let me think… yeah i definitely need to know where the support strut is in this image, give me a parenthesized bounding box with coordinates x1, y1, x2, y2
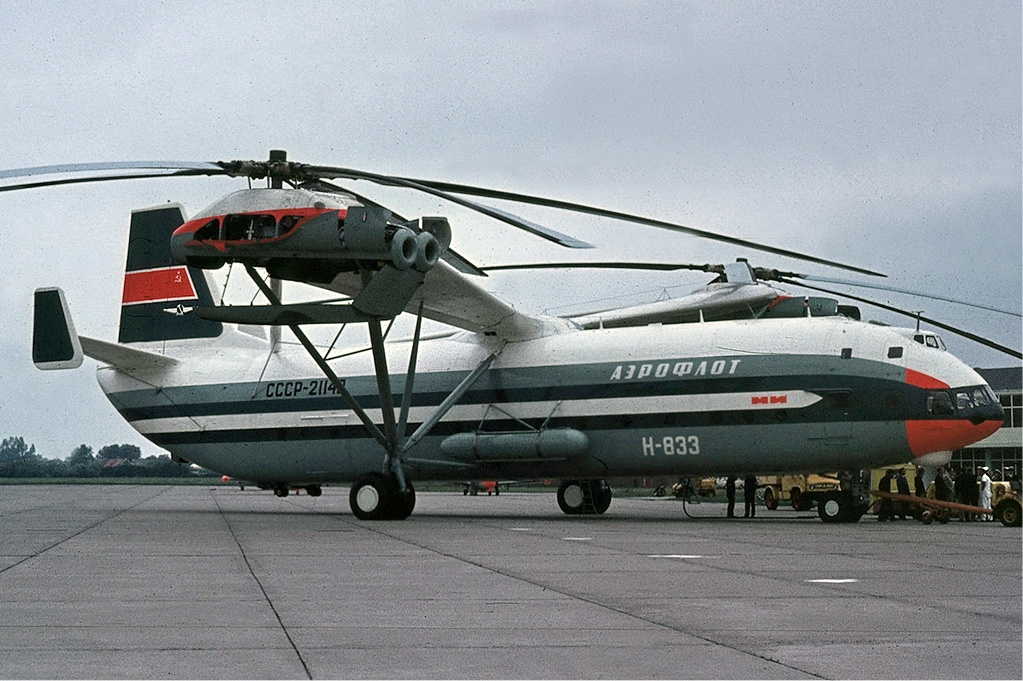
(244, 265, 389, 449)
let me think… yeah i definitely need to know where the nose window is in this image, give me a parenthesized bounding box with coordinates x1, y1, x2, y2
(927, 391, 954, 415)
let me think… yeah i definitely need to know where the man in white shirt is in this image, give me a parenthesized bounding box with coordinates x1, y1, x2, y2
(978, 466, 993, 521)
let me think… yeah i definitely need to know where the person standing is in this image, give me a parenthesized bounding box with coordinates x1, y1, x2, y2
(954, 467, 972, 521)
(726, 476, 737, 518)
(895, 468, 911, 520)
(934, 466, 953, 503)
(877, 469, 895, 522)
(914, 468, 926, 497)
(978, 466, 993, 521)
(743, 475, 758, 518)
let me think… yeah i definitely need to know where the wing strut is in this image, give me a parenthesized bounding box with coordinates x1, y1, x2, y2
(243, 264, 502, 519)
(243, 265, 389, 449)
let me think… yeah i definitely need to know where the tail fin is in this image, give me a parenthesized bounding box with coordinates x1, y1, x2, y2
(118, 204, 223, 343)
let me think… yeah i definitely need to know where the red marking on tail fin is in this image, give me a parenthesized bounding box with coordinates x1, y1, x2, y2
(122, 267, 196, 306)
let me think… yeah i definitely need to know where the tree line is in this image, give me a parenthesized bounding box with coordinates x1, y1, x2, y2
(0, 436, 200, 478)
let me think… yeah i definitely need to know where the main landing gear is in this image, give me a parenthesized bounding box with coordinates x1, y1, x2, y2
(557, 479, 613, 515)
(350, 473, 416, 520)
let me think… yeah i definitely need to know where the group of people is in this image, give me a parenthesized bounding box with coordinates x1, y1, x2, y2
(878, 464, 1018, 522)
(876, 468, 915, 521)
(725, 475, 758, 518)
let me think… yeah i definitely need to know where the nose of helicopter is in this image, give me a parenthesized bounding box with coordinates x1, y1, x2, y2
(907, 385, 1004, 457)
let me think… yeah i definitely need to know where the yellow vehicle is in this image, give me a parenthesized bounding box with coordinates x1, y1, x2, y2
(992, 482, 1022, 527)
(760, 474, 841, 512)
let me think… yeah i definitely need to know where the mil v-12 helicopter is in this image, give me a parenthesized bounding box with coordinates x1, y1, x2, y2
(7, 151, 1014, 522)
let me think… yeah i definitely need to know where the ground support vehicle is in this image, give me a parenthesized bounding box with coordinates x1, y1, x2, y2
(760, 474, 841, 512)
(991, 483, 1022, 527)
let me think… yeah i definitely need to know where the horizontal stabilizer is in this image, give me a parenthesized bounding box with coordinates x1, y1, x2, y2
(79, 336, 178, 372)
(33, 288, 84, 370)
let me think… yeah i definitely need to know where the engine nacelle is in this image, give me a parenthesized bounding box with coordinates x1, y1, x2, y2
(168, 190, 449, 277)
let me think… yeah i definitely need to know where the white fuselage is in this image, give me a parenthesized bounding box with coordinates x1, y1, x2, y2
(97, 315, 1002, 486)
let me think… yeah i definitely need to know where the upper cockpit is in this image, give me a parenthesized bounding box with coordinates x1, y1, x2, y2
(894, 328, 947, 351)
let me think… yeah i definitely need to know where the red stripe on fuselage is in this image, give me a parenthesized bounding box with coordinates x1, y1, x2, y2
(905, 368, 950, 389)
(122, 267, 197, 305)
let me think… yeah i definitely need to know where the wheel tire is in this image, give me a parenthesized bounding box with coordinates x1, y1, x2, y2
(818, 492, 848, 523)
(996, 499, 1022, 527)
(306, 485, 322, 497)
(764, 487, 778, 511)
(390, 482, 416, 521)
(350, 473, 397, 520)
(591, 480, 613, 514)
(274, 485, 289, 498)
(921, 510, 934, 525)
(557, 481, 586, 515)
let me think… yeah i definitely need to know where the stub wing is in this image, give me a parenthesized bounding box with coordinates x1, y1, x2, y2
(318, 260, 571, 340)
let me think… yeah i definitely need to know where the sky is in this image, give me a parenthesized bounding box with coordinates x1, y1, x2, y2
(1, 0, 1020, 459)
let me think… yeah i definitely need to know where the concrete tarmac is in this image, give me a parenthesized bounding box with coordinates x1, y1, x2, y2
(0, 484, 1019, 680)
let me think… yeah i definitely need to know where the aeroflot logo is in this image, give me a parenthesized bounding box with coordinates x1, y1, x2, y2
(752, 395, 788, 405)
(610, 359, 741, 381)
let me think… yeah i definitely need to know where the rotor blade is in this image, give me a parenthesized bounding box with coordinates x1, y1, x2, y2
(0, 162, 227, 193)
(296, 165, 594, 249)
(393, 178, 885, 278)
(482, 261, 721, 273)
(0, 161, 223, 180)
(777, 278, 1022, 360)
(758, 270, 1021, 317)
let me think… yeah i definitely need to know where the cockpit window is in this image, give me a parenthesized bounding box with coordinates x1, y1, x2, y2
(912, 333, 946, 350)
(955, 390, 975, 410)
(951, 387, 1000, 413)
(927, 391, 954, 416)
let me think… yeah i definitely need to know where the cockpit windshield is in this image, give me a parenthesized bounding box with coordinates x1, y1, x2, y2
(912, 333, 946, 350)
(928, 385, 999, 416)
(954, 386, 997, 411)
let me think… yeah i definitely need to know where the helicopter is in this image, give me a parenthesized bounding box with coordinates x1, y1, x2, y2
(6, 150, 1015, 521)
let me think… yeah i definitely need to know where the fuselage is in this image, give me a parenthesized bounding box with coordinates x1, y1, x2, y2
(96, 315, 1003, 487)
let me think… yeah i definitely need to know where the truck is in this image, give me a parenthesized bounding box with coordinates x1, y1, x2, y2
(760, 473, 842, 512)
(992, 481, 1022, 527)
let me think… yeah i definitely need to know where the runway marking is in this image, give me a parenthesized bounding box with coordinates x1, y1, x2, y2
(647, 554, 705, 559)
(806, 578, 859, 583)
(563, 537, 592, 541)
(508, 527, 532, 531)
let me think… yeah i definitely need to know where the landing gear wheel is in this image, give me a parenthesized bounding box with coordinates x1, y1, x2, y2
(590, 480, 613, 514)
(306, 485, 322, 497)
(350, 473, 398, 520)
(391, 482, 416, 520)
(274, 485, 289, 498)
(558, 481, 586, 514)
(818, 492, 849, 523)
